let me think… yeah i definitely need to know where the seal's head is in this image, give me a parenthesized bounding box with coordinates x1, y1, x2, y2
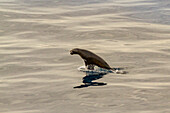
(70, 48, 79, 55)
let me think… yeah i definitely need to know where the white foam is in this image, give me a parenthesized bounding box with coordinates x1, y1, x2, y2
(78, 66, 114, 74)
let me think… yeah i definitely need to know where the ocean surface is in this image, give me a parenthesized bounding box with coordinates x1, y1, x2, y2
(0, 0, 170, 113)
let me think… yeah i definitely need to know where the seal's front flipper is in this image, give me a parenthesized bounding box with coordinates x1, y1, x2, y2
(87, 64, 94, 70)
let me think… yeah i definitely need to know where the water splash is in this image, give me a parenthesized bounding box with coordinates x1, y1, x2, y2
(74, 66, 127, 88)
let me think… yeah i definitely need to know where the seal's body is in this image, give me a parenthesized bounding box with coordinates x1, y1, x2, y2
(70, 48, 112, 70)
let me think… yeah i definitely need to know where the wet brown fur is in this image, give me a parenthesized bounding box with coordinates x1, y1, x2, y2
(70, 48, 112, 69)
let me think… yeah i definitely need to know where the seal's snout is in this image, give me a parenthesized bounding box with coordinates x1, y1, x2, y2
(70, 50, 74, 55)
(70, 48, 79, 55)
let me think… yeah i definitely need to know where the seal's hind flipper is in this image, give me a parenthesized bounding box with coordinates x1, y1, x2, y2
(112, 67, 124, 70)
(111, 67, 128, 74)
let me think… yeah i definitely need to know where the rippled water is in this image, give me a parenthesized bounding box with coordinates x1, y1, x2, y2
(0, 0, 170, 113)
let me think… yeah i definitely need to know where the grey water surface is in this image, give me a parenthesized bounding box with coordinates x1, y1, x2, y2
(0, 0, 170, 113)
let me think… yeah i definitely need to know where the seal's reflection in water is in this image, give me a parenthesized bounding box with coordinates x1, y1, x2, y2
(74, 72, 108, 88)
(74, 66, 127, 88)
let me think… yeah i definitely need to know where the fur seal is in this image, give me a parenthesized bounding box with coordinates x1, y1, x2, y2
(70, 48, 114, 70)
